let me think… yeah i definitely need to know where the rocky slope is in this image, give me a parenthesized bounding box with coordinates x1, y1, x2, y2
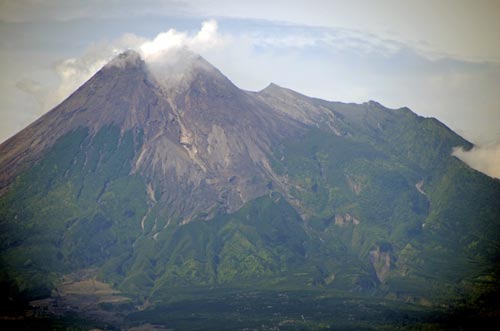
(0, 50, 306, 221)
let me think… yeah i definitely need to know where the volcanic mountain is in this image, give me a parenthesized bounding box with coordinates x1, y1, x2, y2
(0, 50, 304, 219)
(1, 50, 500, 329)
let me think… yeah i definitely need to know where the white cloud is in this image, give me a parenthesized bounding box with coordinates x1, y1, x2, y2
(139, 19, 222, 62)
(38, 34, 144, 110)
(5, 17, 500, 149)
(191, 19, 221, 50)
(15, 20, 223, 114)
(453, 143, 500, 179)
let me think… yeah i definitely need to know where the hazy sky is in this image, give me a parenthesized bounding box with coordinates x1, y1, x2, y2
(0, 0, 499, 177)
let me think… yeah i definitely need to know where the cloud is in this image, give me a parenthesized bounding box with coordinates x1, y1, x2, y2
(15, 18, 406, 116)
(6, 17, 500, 148)
(139, 19, 222, 62)
(453, 142, 500, 179)
(15, 20, 223, 112)
(15, 79, 45, 101)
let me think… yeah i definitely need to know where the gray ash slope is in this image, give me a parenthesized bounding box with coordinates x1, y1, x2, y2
(1, 50, 306, 220)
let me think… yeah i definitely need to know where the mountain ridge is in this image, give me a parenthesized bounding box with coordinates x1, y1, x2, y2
(0, 50, 471, 214)
(1, 51, 499, 330)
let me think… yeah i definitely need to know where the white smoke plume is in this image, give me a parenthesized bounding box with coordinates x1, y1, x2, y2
(140, 20, 221, 62)
(16, 20, 223, 112)
(453, 142, 500, 179)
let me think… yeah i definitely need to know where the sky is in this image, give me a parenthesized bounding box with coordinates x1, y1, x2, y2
(0, 0, 499, 178)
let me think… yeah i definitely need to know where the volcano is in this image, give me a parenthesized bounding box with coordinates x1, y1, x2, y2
(1, 50, 499, 330)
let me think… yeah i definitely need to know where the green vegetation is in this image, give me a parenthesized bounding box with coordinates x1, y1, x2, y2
(0, 126, 148, 299)
(1, 103, 500, 330)
(127, 288, 500, 331)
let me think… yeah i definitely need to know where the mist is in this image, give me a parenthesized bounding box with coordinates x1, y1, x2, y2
(453, 143, 500, 179)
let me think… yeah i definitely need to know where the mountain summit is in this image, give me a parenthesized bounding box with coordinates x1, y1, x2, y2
(1, 51, 499, 329)
(0, 50, 304, 218)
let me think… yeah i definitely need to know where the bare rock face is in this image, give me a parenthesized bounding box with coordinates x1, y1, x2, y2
(255, 83, 343, 135)
(1, 50, 377, 225)
(0, 50, 307, 222)
(131, 51, 309, 221)
(370, 246, 392, 283)
(6, 50, 402, 223)
(334, 213, 360, 226)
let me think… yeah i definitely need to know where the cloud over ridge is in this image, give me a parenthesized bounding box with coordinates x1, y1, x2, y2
(6, 16, 500, 150)
(17, 19, 223, 115)
(453, 143, 500, 179)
